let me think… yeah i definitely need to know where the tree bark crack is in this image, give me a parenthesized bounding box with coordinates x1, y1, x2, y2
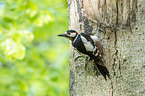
(116, 0, 119, 26)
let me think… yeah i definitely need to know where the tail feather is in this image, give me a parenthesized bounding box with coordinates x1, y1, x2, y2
(94, 62, 110, 80)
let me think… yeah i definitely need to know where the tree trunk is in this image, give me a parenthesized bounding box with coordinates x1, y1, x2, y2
(68, 0, 145, 95)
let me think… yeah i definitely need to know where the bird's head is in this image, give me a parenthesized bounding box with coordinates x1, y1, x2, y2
(57, 30, 78, 41)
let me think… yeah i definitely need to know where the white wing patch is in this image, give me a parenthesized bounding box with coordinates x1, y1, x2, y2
(81, 35, 94, 51)
(90, 35, 99, 43)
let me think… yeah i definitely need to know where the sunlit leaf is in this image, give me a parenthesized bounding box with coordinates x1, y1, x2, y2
(1, 38, 25, 61)
(34, 14, 53, 27)
(18, 30, 34, 41)
(26, 9, 37, 17)
(26, 1, 37, 17)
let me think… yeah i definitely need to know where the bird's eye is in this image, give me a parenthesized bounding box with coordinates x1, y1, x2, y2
(67, 32, 70, 35)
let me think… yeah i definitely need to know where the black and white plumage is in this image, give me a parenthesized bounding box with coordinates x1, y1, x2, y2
(58, 30, 110, 80)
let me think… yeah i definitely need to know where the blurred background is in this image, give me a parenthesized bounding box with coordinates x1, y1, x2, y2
(0, 0, 69, 96)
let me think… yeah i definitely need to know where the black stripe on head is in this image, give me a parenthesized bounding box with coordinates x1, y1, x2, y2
(67, 30, 77, 33)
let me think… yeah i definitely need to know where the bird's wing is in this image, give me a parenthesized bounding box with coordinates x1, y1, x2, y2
(90, 35, 104, 57)
(80, 33, 95, 52)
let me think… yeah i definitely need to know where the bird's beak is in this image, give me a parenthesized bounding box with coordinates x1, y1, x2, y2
(57, 34, 67, 37)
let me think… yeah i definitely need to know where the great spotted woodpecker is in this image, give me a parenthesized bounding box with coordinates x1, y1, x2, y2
(58, 30, 110, 80)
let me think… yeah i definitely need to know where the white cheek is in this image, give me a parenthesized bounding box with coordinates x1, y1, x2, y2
(70, 33, 76, 37)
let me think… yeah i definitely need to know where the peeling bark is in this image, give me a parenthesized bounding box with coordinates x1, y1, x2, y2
(68, 0, 145, 95)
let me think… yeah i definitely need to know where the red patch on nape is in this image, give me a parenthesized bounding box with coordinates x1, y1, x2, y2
(75, 32, 78, 33)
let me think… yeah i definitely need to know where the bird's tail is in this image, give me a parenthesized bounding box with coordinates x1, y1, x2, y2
(94, 61, 110, 80)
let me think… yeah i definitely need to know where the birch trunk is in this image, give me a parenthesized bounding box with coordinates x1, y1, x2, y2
(68, 0, 145, 95)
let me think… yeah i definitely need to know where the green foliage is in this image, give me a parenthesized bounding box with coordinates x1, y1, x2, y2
(0, 0, 69, 96)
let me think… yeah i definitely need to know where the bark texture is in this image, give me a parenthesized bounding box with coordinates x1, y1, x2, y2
(68, 0, 145, 95)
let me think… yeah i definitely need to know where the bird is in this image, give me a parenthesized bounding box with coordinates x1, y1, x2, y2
(58, 30, 110, 80)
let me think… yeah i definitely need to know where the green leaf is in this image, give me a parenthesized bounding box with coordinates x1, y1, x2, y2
(18, 30, 34, 41)
(0, 32, 5, 41)
(34, 13, 53, 27)
(26, 1, 37, 17)
(1, 38, 25, 61)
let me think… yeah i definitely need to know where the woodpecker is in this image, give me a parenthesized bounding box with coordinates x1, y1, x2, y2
(58, 30, 110, 80)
